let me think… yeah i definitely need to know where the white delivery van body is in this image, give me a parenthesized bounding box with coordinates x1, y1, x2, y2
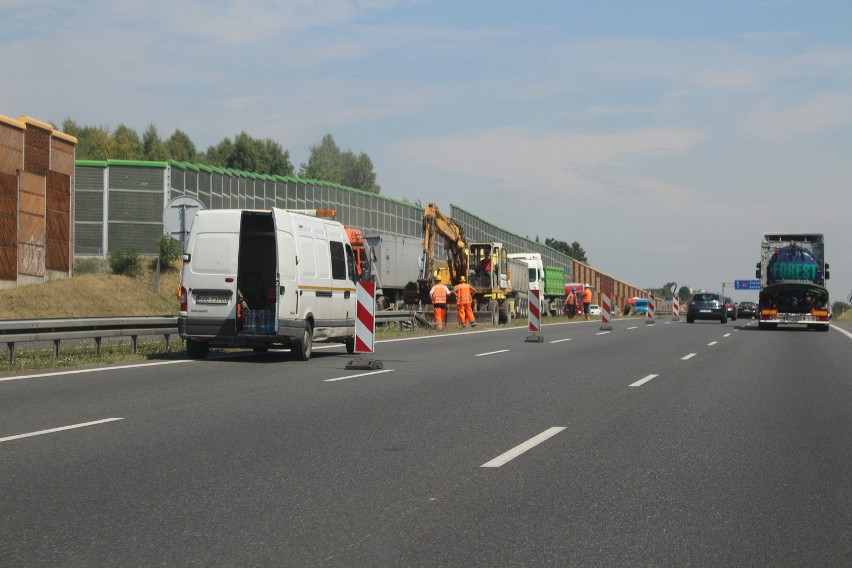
(178, 208, 357, 360)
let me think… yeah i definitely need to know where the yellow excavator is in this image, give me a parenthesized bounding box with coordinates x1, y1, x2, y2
(417, 203, 517, 323)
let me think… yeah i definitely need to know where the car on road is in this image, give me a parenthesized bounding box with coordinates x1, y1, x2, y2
(687, 292, 727, 323)
(737, 301, 757, 319)
(589, 304, 602, 316)
(723, 296, 738, 321)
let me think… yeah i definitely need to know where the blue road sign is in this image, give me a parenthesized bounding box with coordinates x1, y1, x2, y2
(735, 279, 762, 290)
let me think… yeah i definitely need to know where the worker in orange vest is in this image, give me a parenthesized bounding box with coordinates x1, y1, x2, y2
(565, 288, 576, 318)
(454, 275, 477, 328)
(582, 286, 593, 320)
(430, 276, 451, 329)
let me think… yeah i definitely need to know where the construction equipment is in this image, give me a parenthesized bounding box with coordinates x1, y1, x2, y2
(418, 203, 468, 292)
(417, 203, 518, 323)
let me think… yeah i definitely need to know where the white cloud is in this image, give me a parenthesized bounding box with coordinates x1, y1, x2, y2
(742, 93, 852, 140)
(394, 126, 706, 193)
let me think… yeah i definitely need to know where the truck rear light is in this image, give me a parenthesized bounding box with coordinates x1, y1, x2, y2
(761, 308, 777, 316)
(812, 309, 829, 320)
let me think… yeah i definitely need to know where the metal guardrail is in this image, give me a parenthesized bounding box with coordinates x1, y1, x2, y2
(0, 316, 178, 363)
(375, 310, 432, 328)
(0, 312, 432, 364)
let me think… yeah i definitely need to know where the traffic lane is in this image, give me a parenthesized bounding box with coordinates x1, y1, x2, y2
(1, 323, 743, 566)
(0, 349, 362, 437)
(350, 320, 852, 565)
(2, 320, 838, 565)
(0, 316, 744, 464)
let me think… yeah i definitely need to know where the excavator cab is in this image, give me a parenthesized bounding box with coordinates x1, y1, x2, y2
(469, 243, 508, 291)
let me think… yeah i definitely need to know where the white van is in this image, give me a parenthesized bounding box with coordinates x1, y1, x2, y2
(178, 208, 357, 360)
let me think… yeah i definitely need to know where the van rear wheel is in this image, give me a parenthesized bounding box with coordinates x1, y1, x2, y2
(186, 339, 209, 360)
(291, 322, 313, 361)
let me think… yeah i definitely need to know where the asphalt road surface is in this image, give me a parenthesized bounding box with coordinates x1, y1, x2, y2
(3, 318, 852, 567)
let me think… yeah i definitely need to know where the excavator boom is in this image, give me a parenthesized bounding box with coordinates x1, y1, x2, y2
(418, 203, 469, 302)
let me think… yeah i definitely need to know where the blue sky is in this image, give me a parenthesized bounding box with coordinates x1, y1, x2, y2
(2, 0, 851, 302)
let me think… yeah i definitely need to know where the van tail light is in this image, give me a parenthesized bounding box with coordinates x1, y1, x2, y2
(179, 285, 187, 312)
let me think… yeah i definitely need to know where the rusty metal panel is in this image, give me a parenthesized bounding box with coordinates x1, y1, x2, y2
(18, 240, 45, 277)
(46, 170, 71, 271)
(17, 171, 45, 277)
(23, 120, 50, 177)
(0, 168, 16, 281)
(0, 120, 24, 176)
(50, 136, 76, 177)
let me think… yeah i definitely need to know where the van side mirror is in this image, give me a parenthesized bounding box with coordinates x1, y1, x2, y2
(825, 263, 830, 280)
(183, 253, 191, 262)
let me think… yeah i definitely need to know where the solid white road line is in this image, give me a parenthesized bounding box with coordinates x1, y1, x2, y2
(630, 374, 658, 387)
(0, 360, 191, 383)
(481, 427, 566, 468)
(475, 349, 510, 357)
(325, 369, 394, 382)
(681, 353, 697, 360)
(0, 418, 124, 443)
(708, 341, 718, 346)
(831, 324, 852, 340)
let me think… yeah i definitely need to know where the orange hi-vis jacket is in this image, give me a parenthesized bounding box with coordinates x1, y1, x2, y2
(454, 282, 473, 304)
(430, 284, 449, 304)
(583, 288, 592, 304)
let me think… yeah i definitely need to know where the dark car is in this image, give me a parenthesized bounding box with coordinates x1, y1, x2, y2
(737, 301, 757, 319)
(687, 292, 727, 323)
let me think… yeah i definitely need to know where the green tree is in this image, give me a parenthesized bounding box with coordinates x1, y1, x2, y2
(63, 118, 113, 160)
(205, 137, 234, 167)
(545, 238, 588, 263)
(111, 124, 142, 159)
(166, 129, 198, 162)
(207, 132, 293, 175)
(158, 235, 182, 268)
(342, 152, 380, 192)
(260, 138, 294, 176)
(142, 123, 168, 161)
(299, 134, 380, 192)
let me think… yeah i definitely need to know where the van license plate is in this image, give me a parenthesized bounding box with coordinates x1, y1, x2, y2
(196, 294, 230, 305)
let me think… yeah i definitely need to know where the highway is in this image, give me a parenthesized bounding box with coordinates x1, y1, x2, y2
(2, 317, 852, 566)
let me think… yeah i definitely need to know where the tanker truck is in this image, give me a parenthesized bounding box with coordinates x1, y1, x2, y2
(755, 232, 830, 331)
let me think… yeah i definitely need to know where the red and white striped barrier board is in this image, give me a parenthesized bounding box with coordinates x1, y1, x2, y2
(525, 289, 544, 342)
(646, 294, 656, 324)
(355, 281, 375, 353)
(528, 289, 541, 332)
(600, 292, 613, 330)
(672, 296, 680, 319)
